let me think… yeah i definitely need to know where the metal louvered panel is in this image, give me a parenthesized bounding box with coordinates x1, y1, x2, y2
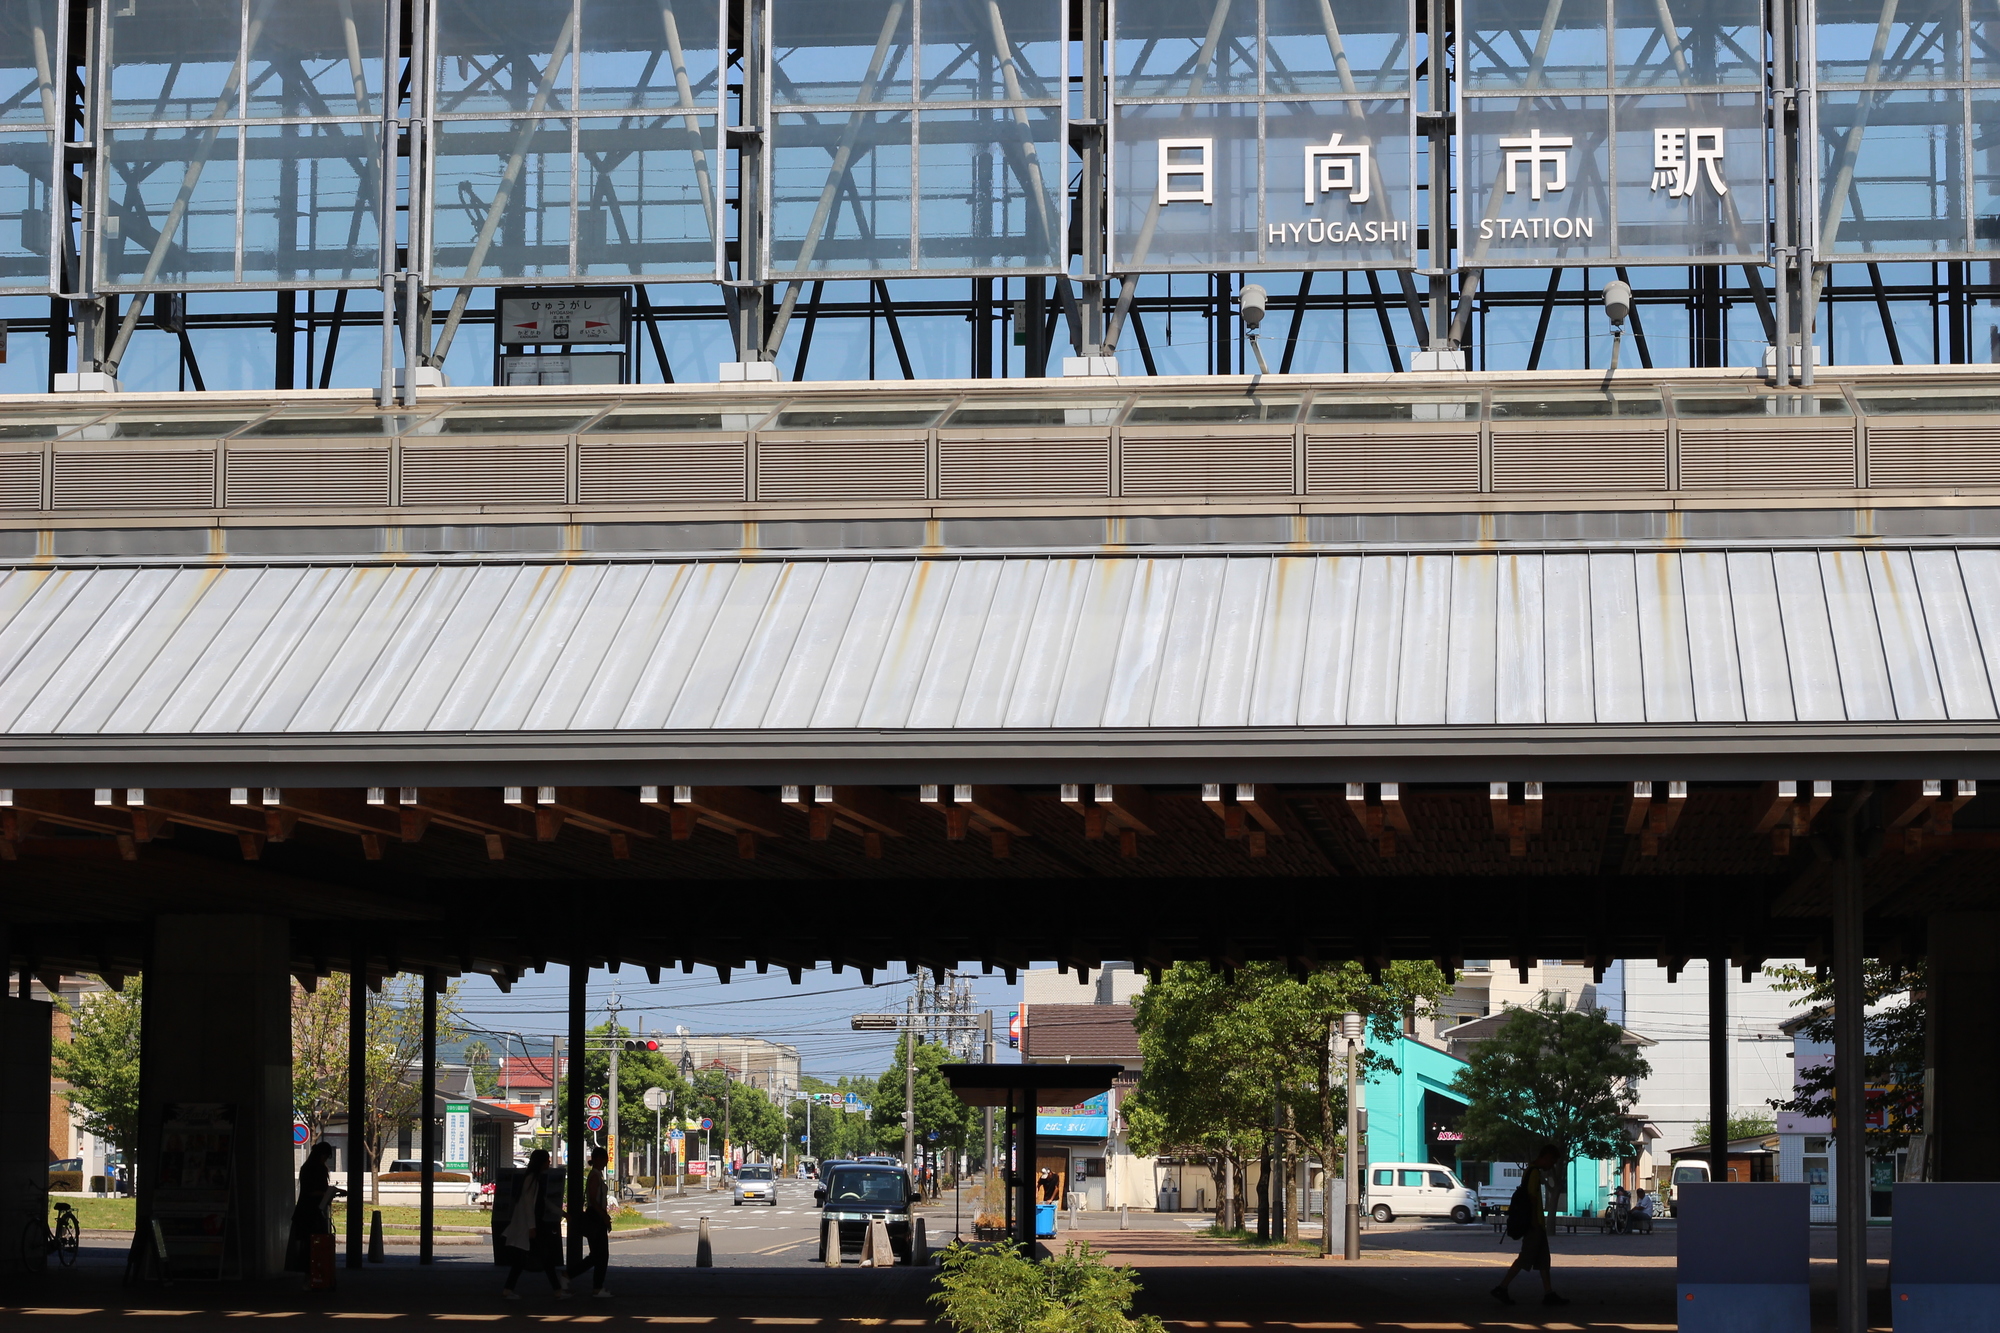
(1679, 428, 1856, 489)
(53, 450, 216, 508)
(1119, 435, 1294, 496)
(938, 437, 1110, 499)
(0, 453, 42, 509)
(578, 441, 748, 503)
(224, 448, 391, 507)
(399, 445, 567, 505)
(1304, 432, 1480, 494)
(755, 439, 928, 501)
(1867, 426, 2000, 487)
(1491, 430, 1667, 492)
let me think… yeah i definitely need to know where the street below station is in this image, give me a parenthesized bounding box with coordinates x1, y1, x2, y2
(29, 1181, 1898, 1331)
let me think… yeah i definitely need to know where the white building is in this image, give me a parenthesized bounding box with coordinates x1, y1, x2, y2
(1432, 957, 1806, 1193)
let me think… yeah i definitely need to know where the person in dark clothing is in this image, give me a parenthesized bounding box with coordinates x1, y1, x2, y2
(284, 1143, 337, 1287)
(1492, 1144, 1569, 1308)
(565, 1147, 613, 1298)
(501, 1150, 571, 1300)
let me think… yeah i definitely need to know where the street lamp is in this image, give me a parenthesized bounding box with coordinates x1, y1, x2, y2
(1341, 1012, 1365, 1261)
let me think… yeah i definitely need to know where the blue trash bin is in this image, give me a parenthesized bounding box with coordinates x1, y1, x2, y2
(1035, 1202, 1056, 1238)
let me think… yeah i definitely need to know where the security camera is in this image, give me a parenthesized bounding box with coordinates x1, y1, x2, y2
(1603, 280, 1633, 329)
(1237, 284, 1268, 330)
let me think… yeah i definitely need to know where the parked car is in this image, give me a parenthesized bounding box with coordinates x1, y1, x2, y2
(815, 1163, 915, 1263)
(1364, 1163, 1481, 1224)
(734, 1163, 777, 1206)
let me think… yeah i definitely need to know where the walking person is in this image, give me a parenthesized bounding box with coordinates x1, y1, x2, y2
(565, 1147, 614, 1299)
(283, 1142, 337, 1290)
(1491, 1144, 1568, 1307)
(501, 1150, 571, 1301)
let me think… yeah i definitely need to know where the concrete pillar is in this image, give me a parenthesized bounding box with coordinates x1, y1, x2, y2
(1926, 912, 2000, 1182)
(139, 915, 293, 1279)
(0, 995, 53, 1279)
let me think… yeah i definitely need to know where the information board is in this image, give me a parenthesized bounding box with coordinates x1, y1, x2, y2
(444, 1102, 470, 1171)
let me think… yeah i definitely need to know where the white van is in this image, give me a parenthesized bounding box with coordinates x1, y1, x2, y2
(1365, 1163, 1481, 1224)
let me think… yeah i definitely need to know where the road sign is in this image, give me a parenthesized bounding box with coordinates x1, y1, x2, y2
(670, 1129, 684, 1141)
(643, 1086, 669, 1111)
(292, 1123, 310, 1146)
(700, 1117, 713, 1129)
(845, 1093, 857, 1105)
(587, 1115, 604, 1132)
(586, 1093, 604, 1112)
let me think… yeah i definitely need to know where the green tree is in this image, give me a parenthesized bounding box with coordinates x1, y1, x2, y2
(1124, 961, 1453, 1238)
(463, 1041, 500, 1098)
(1451, 998, 1652, 1210)
(789, 1075, 882, 1163)
(1692, 1113, 1777, 1145)
(286, 975, 463, 1201)
(682, 1068, 786, 1161)
(52, 978, 144, 1161)
(574, 1024, 690, 1164)
(1764, 961, 1925, 1150)
(871, 1037, 977, 1155)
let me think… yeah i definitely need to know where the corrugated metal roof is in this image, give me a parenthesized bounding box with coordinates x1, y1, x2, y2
(2, 549, 1995, 735)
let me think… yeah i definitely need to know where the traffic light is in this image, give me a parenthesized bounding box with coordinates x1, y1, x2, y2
(622, 1039, 661, 1052)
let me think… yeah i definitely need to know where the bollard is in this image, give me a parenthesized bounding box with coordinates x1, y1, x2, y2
(913, 1217, 929, 1267)
(1121, 1205, 1129, 1231)
(822, 1217, 841, 1267)
(368, 1210, 385, 1263)
(696, 1217, 713, 1268)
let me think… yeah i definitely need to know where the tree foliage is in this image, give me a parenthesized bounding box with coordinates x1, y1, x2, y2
(790, 1074, 883, 1162)
(931, 1240, 1166, 1333)
(871, 1037, 977, 1153)
(1451, 998, 1651, 1202)
(462, 1041, 501, 1098)
(287, 976, 463, 1200)
(1764, 960, 1925, 1150)
(52, 979, 144, 1158)
(1692, 1113, 1777, 1145)
(1123, 961, 1454, 1226)
(682, 1067, 787, 1158)
(574, 1023, 690, 1155)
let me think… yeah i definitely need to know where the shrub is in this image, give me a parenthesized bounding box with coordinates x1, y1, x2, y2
(931, 1240, 1165, 1333)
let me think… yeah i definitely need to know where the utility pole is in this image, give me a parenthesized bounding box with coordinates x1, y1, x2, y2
(982, 1009, 995, 1176)
(1342, 1012, 1363, 1261)
(904, 991, 917, 1168)
(607, 990, 623, 1184)
(551, 1035, 565, 1162)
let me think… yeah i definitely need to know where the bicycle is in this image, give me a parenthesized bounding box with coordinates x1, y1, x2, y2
(21, 1200, 81, 1273)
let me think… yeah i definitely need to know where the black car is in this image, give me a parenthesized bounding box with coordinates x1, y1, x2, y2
(814, 1163, 914, 1263)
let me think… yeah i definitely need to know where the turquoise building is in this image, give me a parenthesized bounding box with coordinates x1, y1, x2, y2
(1362, 1036, 1612, 1218)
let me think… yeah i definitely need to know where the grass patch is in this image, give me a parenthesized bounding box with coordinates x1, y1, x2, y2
(1196, 1224, 1328, 1254)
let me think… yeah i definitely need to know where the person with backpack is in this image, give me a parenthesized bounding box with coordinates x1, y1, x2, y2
(1492, 1144, 1569, 1307)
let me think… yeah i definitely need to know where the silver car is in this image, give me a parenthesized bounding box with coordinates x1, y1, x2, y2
(733, 1163, 777, 1205)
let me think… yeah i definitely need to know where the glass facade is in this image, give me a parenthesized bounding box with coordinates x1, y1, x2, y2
(1814, 0, 1998, 259)
(96, 0, 388, 289)
(1109, 0, 1418, 271)
(765, 0, 1066, 276)
(1458, 0, 1769, 266)
(2, 0, 1989, 313)
(428, 0, 725, 283)
(0, 0, 63, 294)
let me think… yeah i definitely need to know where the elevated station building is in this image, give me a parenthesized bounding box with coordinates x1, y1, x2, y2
(0, 2, 1993, 1328)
